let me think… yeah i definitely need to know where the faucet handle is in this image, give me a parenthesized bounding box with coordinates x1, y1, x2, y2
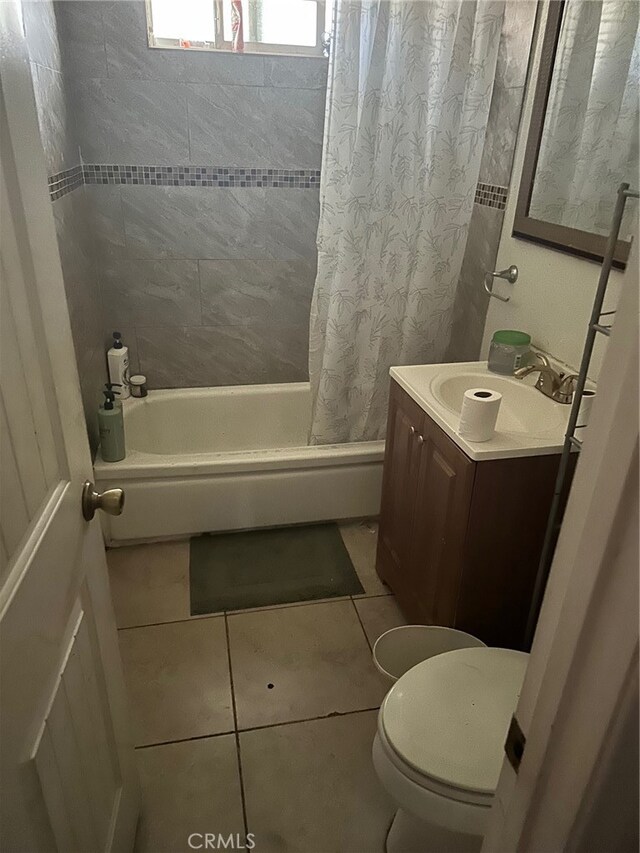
(556, 373, 578, 404)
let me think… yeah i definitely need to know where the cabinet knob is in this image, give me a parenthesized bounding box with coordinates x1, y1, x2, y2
(410, 426, 415, 435)
(417, 434, 424, 443)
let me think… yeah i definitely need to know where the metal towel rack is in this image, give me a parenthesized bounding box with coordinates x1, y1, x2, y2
(524, 182, 639, 648)
(484, 265, 519, 302)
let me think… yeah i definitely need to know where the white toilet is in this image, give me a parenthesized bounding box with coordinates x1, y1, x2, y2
(373, 646, 528, 853)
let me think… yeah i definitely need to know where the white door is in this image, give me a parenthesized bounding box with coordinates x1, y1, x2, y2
(0, 3, 140, 851)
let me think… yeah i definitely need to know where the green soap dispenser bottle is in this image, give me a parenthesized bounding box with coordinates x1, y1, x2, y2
(105, 382, 122, 408)
(98, 388, 126, 462)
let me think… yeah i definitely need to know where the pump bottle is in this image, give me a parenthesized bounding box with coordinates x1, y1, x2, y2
(107, 332, 130, 400)
(98, 388, 126, 462)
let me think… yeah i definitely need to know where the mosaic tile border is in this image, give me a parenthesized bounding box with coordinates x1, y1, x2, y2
(83, 164, 322, 189)
(49, 165, 508, 210)
(474, 182, 508, 210)
(48, 165, 83, 201)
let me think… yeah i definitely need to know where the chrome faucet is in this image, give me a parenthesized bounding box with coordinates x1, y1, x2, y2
(514, 354, 577, 404)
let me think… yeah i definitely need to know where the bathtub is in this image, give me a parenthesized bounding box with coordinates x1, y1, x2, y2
(94, 383, 384, 544)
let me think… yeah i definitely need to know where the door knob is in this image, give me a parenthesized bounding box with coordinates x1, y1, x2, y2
(82, 480, 125, 521)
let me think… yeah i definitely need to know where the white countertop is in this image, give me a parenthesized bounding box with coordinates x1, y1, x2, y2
(390, 362, 572, 461)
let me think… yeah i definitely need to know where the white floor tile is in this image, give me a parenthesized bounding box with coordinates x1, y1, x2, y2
(119, 617, 233, 746)
(240, 711, 394, 853)
(355, 595, 407, 646)
(107, 541, 190, 628)
(134, 735, 244, 853)
(228, 600, 387, 729)
(339, 521, 390, 597)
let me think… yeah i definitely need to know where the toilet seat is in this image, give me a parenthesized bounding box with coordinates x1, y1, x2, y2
(376, 722, 494, 808)
(379, 647, 529, 804)
(373, 728, 492, 839)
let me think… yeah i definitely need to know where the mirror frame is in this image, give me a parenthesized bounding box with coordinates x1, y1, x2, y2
(513, 0, 632, 269)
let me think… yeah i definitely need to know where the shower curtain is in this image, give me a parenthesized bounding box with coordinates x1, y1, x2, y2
(309, 0, 505, 444)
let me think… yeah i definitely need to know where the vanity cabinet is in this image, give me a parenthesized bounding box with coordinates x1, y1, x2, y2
(376, 380, 570, 650)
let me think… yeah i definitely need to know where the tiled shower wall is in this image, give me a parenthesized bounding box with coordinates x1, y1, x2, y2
(26, 0, 535, 450)
(23, 0, 107, 452)
(61, 0, 328, 390)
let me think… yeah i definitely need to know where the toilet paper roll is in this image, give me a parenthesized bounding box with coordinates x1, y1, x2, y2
(458, 388, 502, 442)
(577, 389, 596, 429)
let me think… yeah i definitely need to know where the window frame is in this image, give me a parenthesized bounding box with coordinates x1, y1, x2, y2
(145, 0, 328, 58)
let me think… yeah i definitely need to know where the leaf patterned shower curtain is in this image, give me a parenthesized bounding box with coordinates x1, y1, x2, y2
(309, 0, 505, 444)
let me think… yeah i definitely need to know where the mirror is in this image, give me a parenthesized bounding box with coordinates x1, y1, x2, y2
(514, 0, 639, 267)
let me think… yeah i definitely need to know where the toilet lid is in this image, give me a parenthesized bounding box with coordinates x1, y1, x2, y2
(381, 646, 528, 795)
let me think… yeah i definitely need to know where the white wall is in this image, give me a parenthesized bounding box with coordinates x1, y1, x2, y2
(481, 1, 634, 381)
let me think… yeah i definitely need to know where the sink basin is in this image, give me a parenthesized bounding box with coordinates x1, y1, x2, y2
(430, 372, 568, 437)
(389, 362, 572, 461)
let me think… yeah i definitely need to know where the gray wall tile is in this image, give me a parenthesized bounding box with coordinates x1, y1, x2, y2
(23, 0, 107, 451)
(85, 185, 126, 260)
(121, 186, 267, 260)
(263, 86, 325, 169)
(496, 0, 538, 90)
(447, 203, 504, 363)
(103, 0, 183, 81)
(101, 258, 202, 326)
(265, 190, 320, 260)
(55, 0, 108, 77)
(137, 323, 308, 388)
(479, 85, 525, 187)
(180, 51, 264, 86)
(52, 186, 95, 289)
(199, 259, 316, 327)
(60, 0, 327, 390)
(187, 84, 270, 166)
(72, 78, 190, 163)
(48, 0, 328, 389)
(31, 64, 78, 174)
(52, 186, 108, 453)
(63, 36, 109, 79)
(265, 321, 309, 383)
(188, 84, 324, 168)
(264, 56, 328, 90)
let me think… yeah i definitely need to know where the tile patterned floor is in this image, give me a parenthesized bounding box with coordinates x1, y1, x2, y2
(228, 600, 387, 730)
(119, 618, 234, 746)
(107, 521, 405, 853)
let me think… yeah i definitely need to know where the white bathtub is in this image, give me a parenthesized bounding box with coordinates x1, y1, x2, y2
(94, 383, 384, 544)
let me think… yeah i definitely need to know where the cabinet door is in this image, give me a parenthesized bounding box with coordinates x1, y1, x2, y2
(408, 417, 475, 625)
(376, 383, 425, 592)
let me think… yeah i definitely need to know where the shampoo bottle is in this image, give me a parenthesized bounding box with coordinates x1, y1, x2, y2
(98, 389, 126, 462)
(107, 331, 130, 399)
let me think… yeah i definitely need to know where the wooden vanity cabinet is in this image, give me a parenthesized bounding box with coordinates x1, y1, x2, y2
(376, 380, 568, 651)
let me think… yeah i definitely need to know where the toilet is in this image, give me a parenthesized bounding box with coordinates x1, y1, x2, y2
(373, 646, 528, 853)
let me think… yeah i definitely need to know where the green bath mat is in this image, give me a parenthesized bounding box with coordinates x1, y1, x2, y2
(189, 523, 364, 615)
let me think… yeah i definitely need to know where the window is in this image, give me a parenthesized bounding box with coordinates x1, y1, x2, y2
(146, 0, 331, 57)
